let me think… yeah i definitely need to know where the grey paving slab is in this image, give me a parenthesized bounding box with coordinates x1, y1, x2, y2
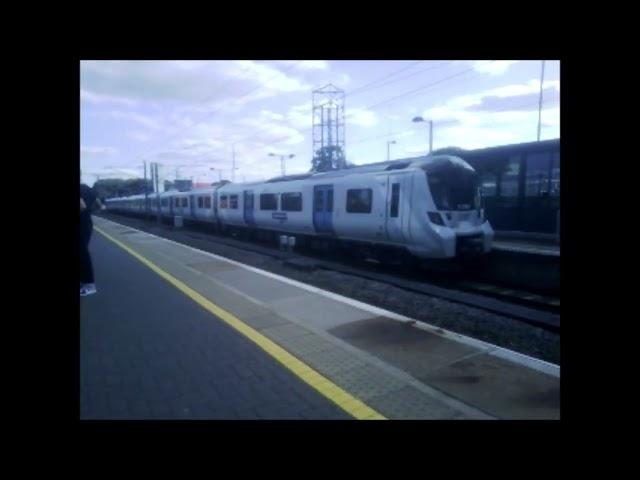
(124, 245, 271, 321)
(367, 385, 472, 420)
(241, 311, 293, 331)
(210, 268, 309, 304)
(261, 326, 338, 358)
(268, 294, 373, 330)
(302, 347, 369, 378)
(185, 259, 242, 276)
(322, 362, 408, 402)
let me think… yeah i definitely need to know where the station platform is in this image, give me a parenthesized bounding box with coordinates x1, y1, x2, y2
(81, 216, 560, 420)
(493, 238, 559, 257)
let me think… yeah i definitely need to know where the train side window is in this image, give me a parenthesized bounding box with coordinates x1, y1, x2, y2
(197, 197, 203, 208)
(174, 197, 179, 207)
(525, 152, 552, 197)
(550, 152, 560, 196)
(220, 195, 228, 209)
(314, 190, 323, 210)
(182, 197, 188, 208)
(205, 196, 211, 209)
(260, 193, 278, 210)
(230, 195, 238, 209)
(161, 198, 168, 207)
(390, 183, 400, 217)
(327, 189, 333, 212)
(346, 189, 372, 213)
(281, 192, 302, 212)
(500, 157, 520, 198)
(480, 172, 497, 197)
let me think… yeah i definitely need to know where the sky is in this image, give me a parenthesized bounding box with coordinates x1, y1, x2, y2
(80, 60, 560, 187)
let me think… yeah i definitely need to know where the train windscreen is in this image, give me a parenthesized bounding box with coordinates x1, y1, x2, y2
(424, 158, 481, 211)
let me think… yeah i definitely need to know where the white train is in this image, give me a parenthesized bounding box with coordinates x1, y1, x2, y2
(105, 154, 494, 259)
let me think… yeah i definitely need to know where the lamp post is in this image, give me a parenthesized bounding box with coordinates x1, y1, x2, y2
(387, 140, 396, 162)
(412, 116, 433, 154)
(269, 153, 295, 177)
(537, 60, 546, 142)
(231, 142, 237, 182)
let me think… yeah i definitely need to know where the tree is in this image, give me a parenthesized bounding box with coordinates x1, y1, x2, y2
(94, 178, 153, 199)
(310, 145, 346, 172)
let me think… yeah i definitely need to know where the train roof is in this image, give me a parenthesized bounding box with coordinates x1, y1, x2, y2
(300, 154, 468, 180)
(107, 154, 470, 202)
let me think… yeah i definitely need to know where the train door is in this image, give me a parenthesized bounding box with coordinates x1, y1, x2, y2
(384, 174, 412, 243)
(190, 195, 196, 218)
(169, 196, 174, 216)
(313, 184, 334, 234)
(243, 190, 255, 226)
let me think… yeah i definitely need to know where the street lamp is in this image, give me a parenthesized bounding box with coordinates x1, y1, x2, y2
(412, 116, 433, 154)
(231, 142, 238, 182)
(269, 153, 295, 177)
(387, 140, 397, 162)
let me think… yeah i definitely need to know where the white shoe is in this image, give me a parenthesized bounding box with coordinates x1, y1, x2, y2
(80, 284, 97, 296)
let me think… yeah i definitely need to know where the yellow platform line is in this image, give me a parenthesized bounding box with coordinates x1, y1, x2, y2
(95, 226, 386, 420)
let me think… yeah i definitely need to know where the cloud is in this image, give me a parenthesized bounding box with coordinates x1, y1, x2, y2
(258, 109, 285, 121)
(347, 107, 379, 127)
(81, 60, 310, 107)
(237, 117, 305, 146)
(287, 102, 312, 129)
(81, 145, 118, 156)
(104, 110, 163, 130)
(540, 106, 560, 127)
(278, 60, 329, 70)
(438, 125, 521, 149)
(472, 60, 519, 75)
(433, 118, 462, 128)
(486, 79, 559, 97)
(404, 146, 430, 155)
(299, 61, 329, 70)
(467, 87, 559, 112)
(419, 79, 560, 130)
(126, 131, 152, 142)
(81, 89, 138, 107)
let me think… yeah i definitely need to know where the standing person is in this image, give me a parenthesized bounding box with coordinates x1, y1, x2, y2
(80, 182, 102, 296)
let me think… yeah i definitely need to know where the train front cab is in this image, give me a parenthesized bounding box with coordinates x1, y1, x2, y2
(419, 156, 494, 259)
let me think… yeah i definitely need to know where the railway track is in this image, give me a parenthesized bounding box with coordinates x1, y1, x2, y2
(99, 212, 560, 332)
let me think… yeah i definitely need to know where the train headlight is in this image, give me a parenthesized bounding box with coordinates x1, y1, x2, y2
(428, 211, 445, 226)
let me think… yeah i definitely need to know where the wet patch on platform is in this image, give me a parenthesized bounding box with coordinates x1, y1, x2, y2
(329, 316, 480, 372)
(330, 316, 560, 420)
